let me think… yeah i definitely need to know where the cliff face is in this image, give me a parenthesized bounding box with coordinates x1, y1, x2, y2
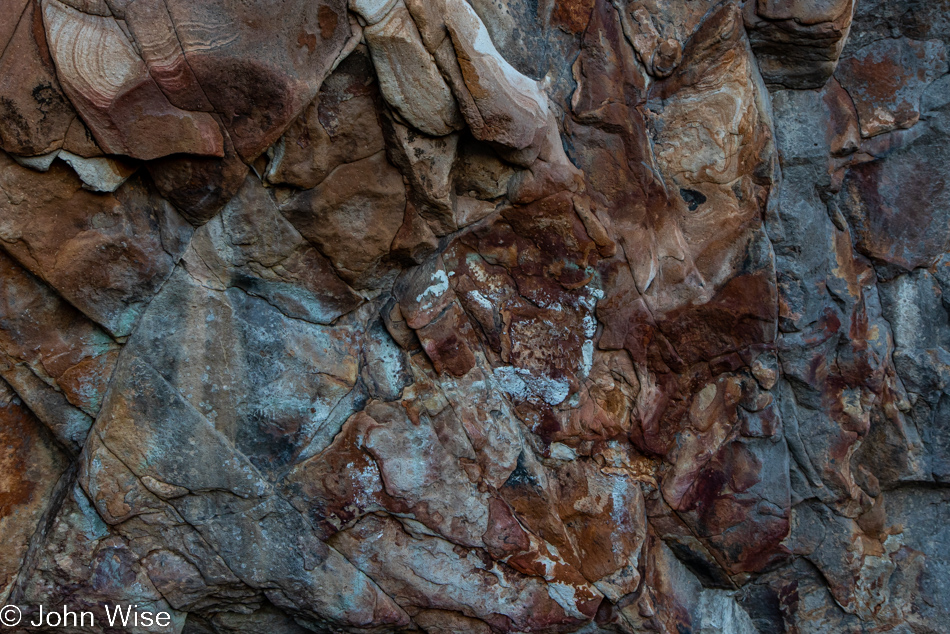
(0, 0, 948, 632)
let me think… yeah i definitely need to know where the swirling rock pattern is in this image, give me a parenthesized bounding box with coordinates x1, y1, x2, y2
(0, 0, 948, 631)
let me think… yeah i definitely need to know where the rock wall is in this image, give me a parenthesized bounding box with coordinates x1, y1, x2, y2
(0, 0, 948, 632)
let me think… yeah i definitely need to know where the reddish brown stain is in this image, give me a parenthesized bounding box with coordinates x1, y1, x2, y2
(30, 0, 54, 68)
(0, 401, 39, 517)
(317, 6, 339, 40)
(298, 31, 317, 53)
(484, 497, 531, 558)
(552, 0, 596, 34)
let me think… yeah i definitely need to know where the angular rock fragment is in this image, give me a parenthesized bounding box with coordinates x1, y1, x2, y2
(265, 46, 385, 190)
(0, 381, 68, 603)
(390, 202, 440, 264)
(0, 0, 75, 157)
(836, 37, 949, 138)
(279, 150, 406, 286)
(0, 151, 193, 337)
(440, 0, 550, 153)
(61, 117, 101, 157)
(146, 120, 249, 225)
(0, 250, 118, 448)
(382, 116, 459, 234)
(363, 2, 464, 137)
(57, 150, 136, 192)
(159, 0, 351, 160)
(744, 0, 856, 89)
(42, 0, 224, 160)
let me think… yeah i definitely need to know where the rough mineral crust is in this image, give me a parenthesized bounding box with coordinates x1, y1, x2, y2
(0, 0, 948, 631)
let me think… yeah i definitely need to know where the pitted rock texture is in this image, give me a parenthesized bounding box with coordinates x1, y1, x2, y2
(0, 0, 948, 632)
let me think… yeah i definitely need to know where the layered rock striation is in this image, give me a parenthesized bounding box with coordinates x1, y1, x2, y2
(0, 0, 948, 631)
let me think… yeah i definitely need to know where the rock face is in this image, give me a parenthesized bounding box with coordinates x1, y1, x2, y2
(0, 0, 948, 631)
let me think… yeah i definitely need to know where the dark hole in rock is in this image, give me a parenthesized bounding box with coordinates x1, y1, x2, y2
(680, 188, 707, 211)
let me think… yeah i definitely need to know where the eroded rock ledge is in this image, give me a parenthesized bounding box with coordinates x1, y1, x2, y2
(1, 0, 949, 632)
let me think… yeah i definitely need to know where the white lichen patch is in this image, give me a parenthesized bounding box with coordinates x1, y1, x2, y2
(416, 269, 449, 305)
(493, 365, 571, 406)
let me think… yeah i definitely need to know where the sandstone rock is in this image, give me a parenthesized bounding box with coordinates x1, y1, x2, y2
(88, 354, 409, 628)
(42, 0, 225, 160)
(364, 2, 464, 137)
(382, 116, 459, 234)
(61, 116, 102, 157)
(453, 134, 515, 200)
(2, 0, 950, 630)
(331, 514, 600, 628)
(390, 202, 440, 264)
(0, 0, 75, 157)
(279, 150, 406, 286)
(0, 381, 68, 603)
(393, 254, 455, 328)
(11, 150, 59, 172)
(416, 300, 478, 376)
(121, 264, 362, 476)
(16, 483, 187, 634)
(183, 174, 363, 325)
(845, 0, 950, 57)
(836, 122, 950, 271)
(611, 0, 697, 78)
(121, 0, 214, 113)
(554, 459, 646, 601)
(57, 150, 137, 192)
(627, 531, 757, 632)
(644, 1, 775, 304)
(0, 0, 27, 52)
(836, 37, 948, 138)
(349, 0, 398, 25)
(146, 121, 249, 226)
(265, 46, 385, 190)
(0, 152, 193, 336)
(0, 249, 118, 447)
(158, 0, 351, 161)
(744, 0, 856, 89)
(190, 607, 314, 634)
(440, 0, 550, 153)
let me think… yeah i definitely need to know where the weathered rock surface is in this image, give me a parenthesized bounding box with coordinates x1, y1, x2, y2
(744, 0, 856, 88)
(1, 0, 949, 632)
